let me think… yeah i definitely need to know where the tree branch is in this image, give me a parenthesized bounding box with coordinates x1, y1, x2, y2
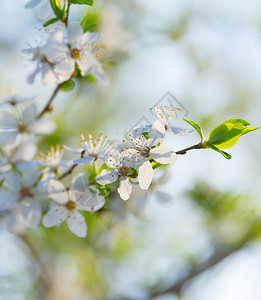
(37, 85, 61, 119)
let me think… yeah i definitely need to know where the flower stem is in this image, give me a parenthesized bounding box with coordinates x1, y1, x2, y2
(37, 85, 61, 119)
(64, 1, 71, 27)
(175, 142, 203, 155)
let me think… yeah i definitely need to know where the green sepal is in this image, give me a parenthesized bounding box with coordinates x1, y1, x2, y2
(59, 79, 75, 92)
(183, 117, 204, 142)
(43, 17, 60, 27)
(50, 0, 64, 18)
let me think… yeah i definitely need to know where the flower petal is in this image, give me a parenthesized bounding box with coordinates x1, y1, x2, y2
(96, 169, 118, 185)
(67, 22, 84, 46)
(42, 205, 67, 227)
(41, 62, 57, 87)
(152, 120, 166, 135)
(0, 131, 17, 146)
(170, 126, 192, 136)
(0, 191, 18, 211)
(25, 0, 41, 9)
(54, 58, 75, 83)
(28, 118, 56, 135)
(20, 198, 42, 227)
(3, 170, 21, 191)
(47, 180, 68, 204)
(150, 145, 177, 164)
(117, 177, 132, 200)
(21, 101, 37, 124)
(67, 211, 87, 238)
(138, 160, 153, 190)
(0, 111, 17, 129)
(73, 156, 94, 165)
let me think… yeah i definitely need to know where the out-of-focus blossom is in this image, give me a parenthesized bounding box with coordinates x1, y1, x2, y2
(0, 101, 56, 146)
(42, 174, 105, 237)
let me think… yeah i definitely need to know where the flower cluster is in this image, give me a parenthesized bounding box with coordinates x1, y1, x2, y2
(0, 1, 258, 239)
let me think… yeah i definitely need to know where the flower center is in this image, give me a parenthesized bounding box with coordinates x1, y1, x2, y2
(140, 146, 150, 158)
(20, 186, 33, 198)
(66, 200, 76, 211)
(18, 123, 27, 133)
(118, 165, 132, 176)
(71, 48, 81, 60)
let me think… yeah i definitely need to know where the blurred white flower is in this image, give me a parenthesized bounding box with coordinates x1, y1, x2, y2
(123, 128, 177, 190)
(23, 31, 64, 87)
(0, 101, 56, 146)
(42, 22, 108, 85)
(42, 174, 105, 237)
(0, 95, 32, 108)
(25, 0, 53, 20)
(96, 152, 136, 200)
(0, 161, 44, 228)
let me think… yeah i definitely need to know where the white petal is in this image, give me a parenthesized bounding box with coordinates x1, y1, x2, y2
(25, 0, 41, 9)
(54, 58, 75, 83)
(0, 191, 18, 211)
(28, 118, 56, 135)
(0, 131, 17, 146)
(42, 206, 67, 227)
(15, 135, 37, 161)
(0, 111, 17, 129)
(147, 129, 163, 147)
(138, 160, 154, 190)
(78, 193, 105, 212)
(67, 211, 87, 238)
(69, 173, 89, 198)
(17, 161, 41, 187)
(73, 156, 94, 165)
(117, 177, 132, 201)
(37, 172, 55, 193)
(21, 101, 37, 124)
(48, 30, 64, 44)
(150, 145, 177, 164)
(42, 42, 69, 63)
(20, 198, 42, 227)
(37, 1, 53, 20)
(91, 62, 109, 86)
(96, 169, 118, 185)
(41, 62, 57, 87)
(152, 120, 166, 135)
(47, 180, 68, 204)
(67, 22, 84, 46)
(3, 170, 21, 191)
(63, 145, 82, 155)
(27, 65, 41, 84)
(83, 32, 101, 46)
(77, 55, 92, 76)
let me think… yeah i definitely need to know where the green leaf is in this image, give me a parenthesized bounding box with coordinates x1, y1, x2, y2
(81, 11, 99, 32)
(69, 0, 94, 5)
(207, 118, 259, 149)
(206, 143, 232, 159)
(43, 17, 60, 27)
(183, 117, 203, 142)
(50, 0, 64, 18)
(60, 79, 75, 92)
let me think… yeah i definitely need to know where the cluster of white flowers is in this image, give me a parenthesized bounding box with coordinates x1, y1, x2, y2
(0, 1, 192, 238)
(23, 22, 108, 87)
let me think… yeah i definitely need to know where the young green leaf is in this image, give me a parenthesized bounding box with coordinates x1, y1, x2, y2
(183, 117, 203, 142)
(206, 118, 258, 149)
(206, 143, 232, 159)
(81, 11, 98, 32)
(69, 0, 94, 5)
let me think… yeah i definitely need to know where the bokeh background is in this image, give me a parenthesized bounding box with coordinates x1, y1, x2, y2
(0, 0, 261, 299)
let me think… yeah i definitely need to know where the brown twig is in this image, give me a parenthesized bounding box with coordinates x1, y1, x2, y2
(37, 85, 61, 119)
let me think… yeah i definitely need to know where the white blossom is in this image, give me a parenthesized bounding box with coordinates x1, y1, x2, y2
(0, 101, 56, 146)
(123, 128, 177, 190)
(96, 151, 136, 201)
(66, 132, 110, 166)
(42, 174, 105, 237)
(0, 161, 44, 228)
(150, 105, 192, 136)
(42, 22, 108, 85)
